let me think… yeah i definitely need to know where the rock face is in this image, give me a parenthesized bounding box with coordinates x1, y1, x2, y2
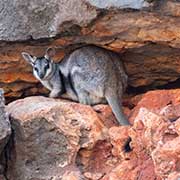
(0, 0, 150, 41)
(6, 96, 108, 180)
(0, 0, 180, 101)
(0, 89, 11, 155)
(0, 89, 11, 179)
(3, 89, 180, 179)
(1, 0, 180, 179)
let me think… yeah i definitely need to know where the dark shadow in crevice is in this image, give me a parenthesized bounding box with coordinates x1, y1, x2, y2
(127, 77, 180, 96)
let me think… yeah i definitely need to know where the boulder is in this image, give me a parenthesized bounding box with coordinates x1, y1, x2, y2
(4, 89, 180, 179)
(102, 89, 180, 180)
(0, 89, 11, 179)
(129, 89, 180, 180)
(0, 89, 11, 155)
(6, 96, 108, 180)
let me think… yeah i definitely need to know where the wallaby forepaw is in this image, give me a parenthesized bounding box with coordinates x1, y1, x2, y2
(49, 92, 59, 98)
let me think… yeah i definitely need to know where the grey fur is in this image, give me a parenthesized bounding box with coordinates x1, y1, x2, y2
(22, 46, 129, 125)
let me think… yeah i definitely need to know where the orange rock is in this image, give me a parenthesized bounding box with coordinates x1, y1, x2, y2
(130, 89, 180, 123)
(93, 105, 118, 128)
(152, 136, 180, 179)
(62, 170, 83, 180)
(0, 72, 37, 83)
(102, 157, 159, 180)
(128, 89, 180, 179)
(108, 126, 130, 158)
(6, 96, 108, 180)
(4, 89, 180, 179)
(167, 172, 180, 180)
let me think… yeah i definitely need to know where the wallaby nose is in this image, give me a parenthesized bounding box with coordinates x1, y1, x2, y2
(39, 73, 44, 79)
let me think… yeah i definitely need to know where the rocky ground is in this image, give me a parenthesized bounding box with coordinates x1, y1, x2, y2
(0, 0, 180, 179)
(0, 89, 180, 180)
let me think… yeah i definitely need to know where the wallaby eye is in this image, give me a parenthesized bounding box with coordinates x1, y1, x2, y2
(34, 67, 38, 72)
(45, 63, 49, 69)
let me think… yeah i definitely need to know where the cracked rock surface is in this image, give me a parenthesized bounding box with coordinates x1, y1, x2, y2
(4, 89, 180, 179)
(6, 96, 108, 180)
(0, 0, 180, 101)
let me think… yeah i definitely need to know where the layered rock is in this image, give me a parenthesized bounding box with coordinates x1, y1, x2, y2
(0, 0, 180, 101)
(0, 0, 150, 41)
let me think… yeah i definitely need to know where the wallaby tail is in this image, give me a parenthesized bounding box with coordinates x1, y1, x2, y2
(105, 95, 130, 126)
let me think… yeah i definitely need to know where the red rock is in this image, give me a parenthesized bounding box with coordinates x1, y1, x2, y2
(152, 136, 180, 179)
(175, 118, 180, 135)
(4, 89, 180, 179)
(0, 2, 180, 101)
(129, 90, 180, 179)
(167, 172, 180, 180)
(102, 157, 159, 180)
(129, 108, 169, 153)
(84, 171, 104, 180)
(6, 96, 108, 180)
(79, 140, 114, 178)
(92, 105, 118, 128)
(62, 170, 83, 180)
(108, 126, 130, 158)
(130, 89, 180, 123)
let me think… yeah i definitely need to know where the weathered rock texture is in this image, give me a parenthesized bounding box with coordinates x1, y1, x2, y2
(3, 89, 180, 180)
(0, 0, 180, 101)
(6, 96, 108, 180)
(0, 89, 11, 155)
(0, 89, 11, 179)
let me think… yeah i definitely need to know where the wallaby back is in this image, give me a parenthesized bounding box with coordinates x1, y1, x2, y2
(59, 45, 129, 125)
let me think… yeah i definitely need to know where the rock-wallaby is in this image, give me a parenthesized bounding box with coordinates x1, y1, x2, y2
(22, 46, 129, 125)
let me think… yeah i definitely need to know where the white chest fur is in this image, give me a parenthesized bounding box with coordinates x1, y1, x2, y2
(40, 80, 53, 91)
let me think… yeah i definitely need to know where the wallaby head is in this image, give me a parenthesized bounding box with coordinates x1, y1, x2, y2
(22, 48, 55, 80)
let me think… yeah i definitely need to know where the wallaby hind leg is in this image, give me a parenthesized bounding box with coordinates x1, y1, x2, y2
(76, 89, 91, 105)
(105, 95, 129, 125)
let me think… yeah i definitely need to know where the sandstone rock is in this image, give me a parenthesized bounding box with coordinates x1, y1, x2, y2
(101, 158, 158, 180)
(108, 126, 130, 158)
(93, 105, 118, 128)
(0, 0, 152, 41)
(167, 172, 180, 180)
(152, 136, 180, 179)
(130, 89, 180, 123)
(6, 96, 108, 180)
(0, 89, 11, 154)
(0, 0, 98, 41)
(4, 89, 180, 179)
(128, 89, 180, 180)
(78, 139, 115, 179)
(61, 170, 83, 180)
(0, 1, 180, 100)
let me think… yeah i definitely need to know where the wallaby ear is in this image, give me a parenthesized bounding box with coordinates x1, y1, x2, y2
(21, 52, 36, 66)
(45, 47, 56, 59)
